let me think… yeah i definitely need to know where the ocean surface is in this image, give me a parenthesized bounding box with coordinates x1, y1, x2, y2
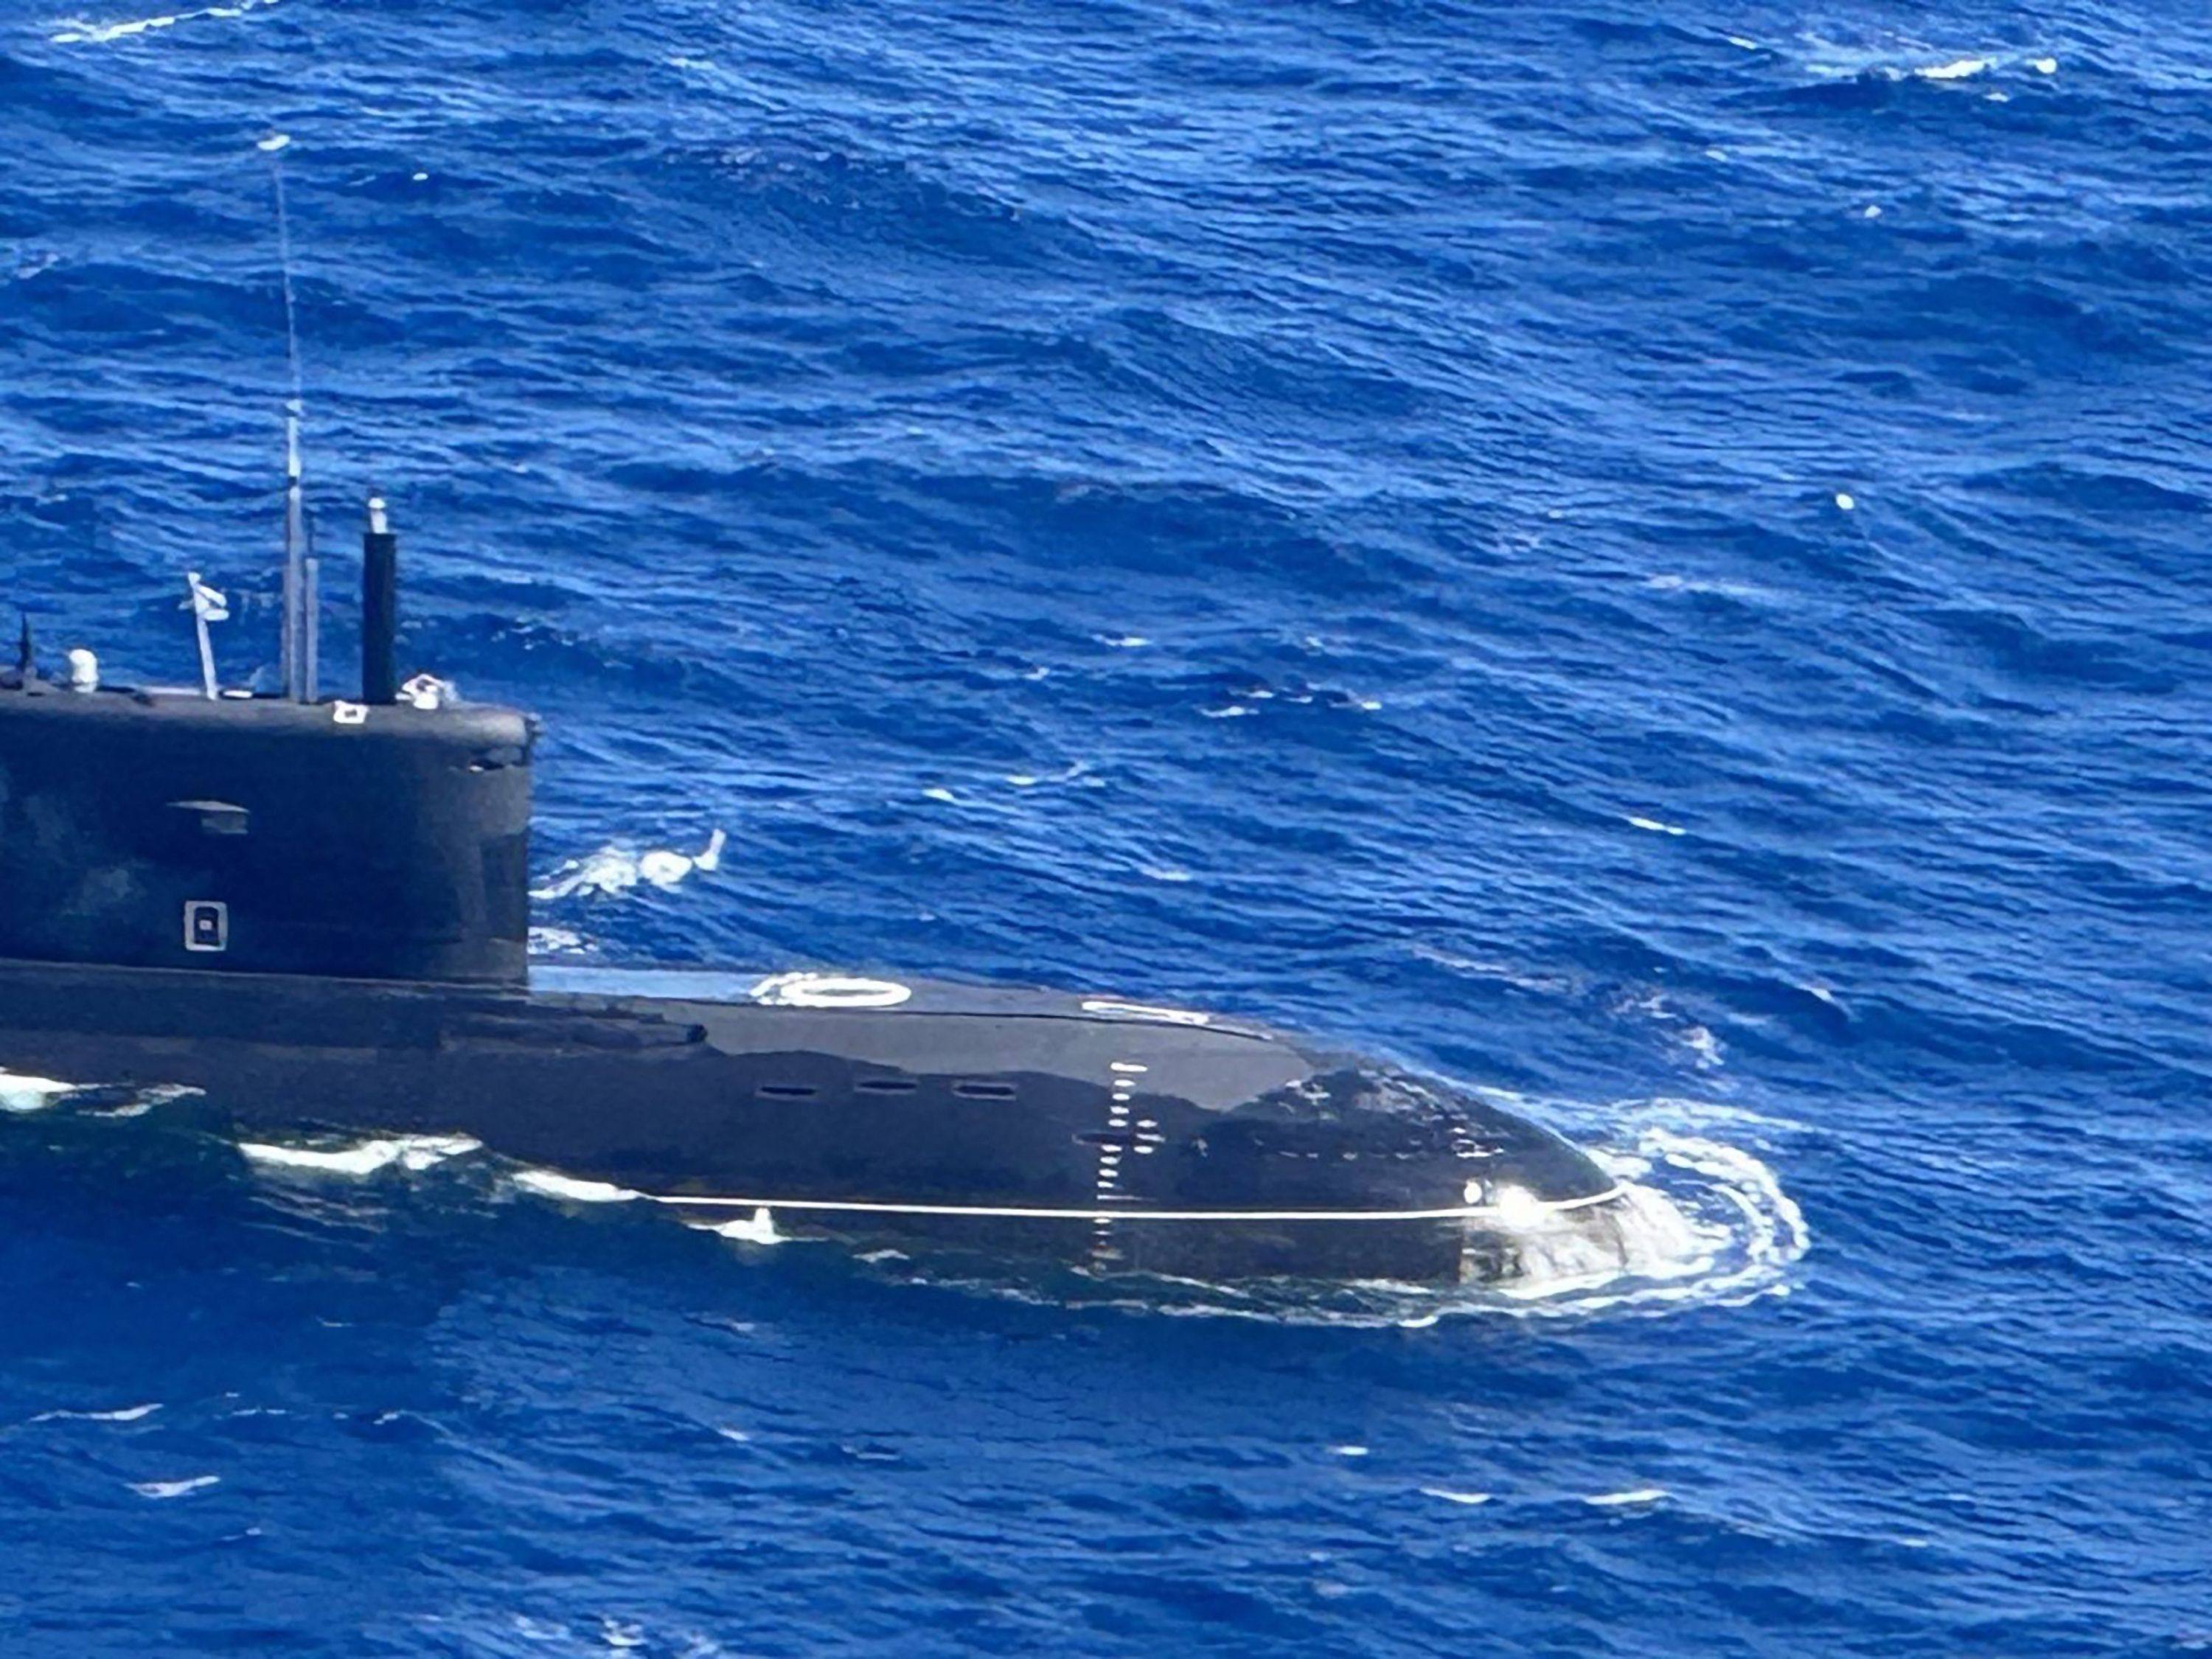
(2, 0, 2209, 1652)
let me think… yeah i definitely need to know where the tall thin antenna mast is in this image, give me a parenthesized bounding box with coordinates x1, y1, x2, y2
(262, 131, 317, 702)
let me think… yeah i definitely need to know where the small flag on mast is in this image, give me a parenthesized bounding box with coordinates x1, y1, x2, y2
(184, 574, 230, 624)
(183, 571, 227, 699)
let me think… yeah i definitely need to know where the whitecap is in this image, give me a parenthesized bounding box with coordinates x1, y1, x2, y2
(1099, 634, 1149, 649)
(1586, 1487, 1667, 1507)
(1421, 1487, 1493, 1506)
(1012, 760, 1093, 790)
(88, 1082, 202, 1119)
(1644, 574, 1770, 601)
(1915, 57, 1991, 81)
(1609, 1095, 1814, 1137)
(532, 830, 725, 900)
(131, 1475, 218, 1500)
(33, 1402, 161, 1424)
(50, 0, 283, 45)
(1626, 815, 1686, 836)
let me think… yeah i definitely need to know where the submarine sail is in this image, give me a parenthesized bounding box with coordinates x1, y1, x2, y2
(0, 472, 1633, 1287)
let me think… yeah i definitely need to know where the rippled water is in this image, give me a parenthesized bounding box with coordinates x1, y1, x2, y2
(4, 0, 2210, 1652)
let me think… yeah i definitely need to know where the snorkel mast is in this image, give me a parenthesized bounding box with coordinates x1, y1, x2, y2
(264, 131, 319, 703)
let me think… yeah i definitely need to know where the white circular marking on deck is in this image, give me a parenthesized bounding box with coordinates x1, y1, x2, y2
(749, 973, 913, 1010)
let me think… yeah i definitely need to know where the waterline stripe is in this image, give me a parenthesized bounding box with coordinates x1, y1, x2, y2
(633, 1186, 1627, 1225)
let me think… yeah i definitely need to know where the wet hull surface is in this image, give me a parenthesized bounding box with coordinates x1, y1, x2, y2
(0, 959, 1627, 1283)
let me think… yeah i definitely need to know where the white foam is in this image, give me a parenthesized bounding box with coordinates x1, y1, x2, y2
(88, 1082, 202, 1119)
(1201, 705, 1253, 719)
(1425, 1100, 1810, 1315)
(1587, 1487, 1667, 1507)
(1421, 1487, 1493, 1506)
(2031, 57, 2058, 74)
(1099, 634, 1150, 649)
(700, 1206, 782, 1245)
(0, 1070, 78, 1113)
(1916, 57, 1992, 80)
(1554, 1127, 1809, 1311)
(1329, 1444, 1369, 1458)
(532, 830, 725, 900)
(512, 1168, 641, 1205)
(240, 1135, 480, 1176)
(131, 1475, 218, 1500)
(1626, 815, 1686, 836)
(1644, 574, 1770, 600)
(1612, 1095, 1814, 1136)
(1003, 760, 1093, 792)
(33, 1402, 161, 1424)
(879, 1109, 1807, 1329)
(50, 0, 282, 44)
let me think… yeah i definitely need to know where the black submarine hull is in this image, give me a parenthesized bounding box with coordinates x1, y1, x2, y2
(0, 958, 1631, 1285)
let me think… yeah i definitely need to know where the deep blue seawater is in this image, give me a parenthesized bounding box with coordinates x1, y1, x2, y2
(4, 0, 2211, 1651)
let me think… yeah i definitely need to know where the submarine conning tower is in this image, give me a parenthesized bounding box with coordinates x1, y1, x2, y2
(0, 501, 535, 987)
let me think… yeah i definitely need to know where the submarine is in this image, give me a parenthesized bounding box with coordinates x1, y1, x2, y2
(0, 467, 1635, 1286)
